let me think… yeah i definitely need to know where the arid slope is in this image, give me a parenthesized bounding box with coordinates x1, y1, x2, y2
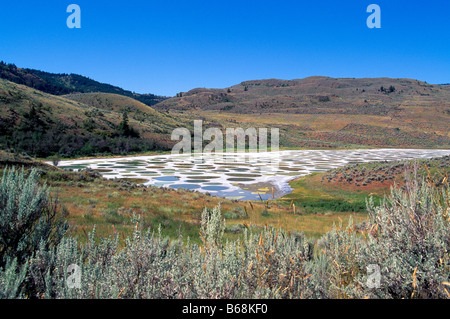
(155, 77, 450, 149)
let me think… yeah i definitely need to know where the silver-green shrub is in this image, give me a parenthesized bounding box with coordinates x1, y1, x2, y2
(355, 178, 450, 298)
(316, 177, 450, 299)
(0, 167, 67, 298)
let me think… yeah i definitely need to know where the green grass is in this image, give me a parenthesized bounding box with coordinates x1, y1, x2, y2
(144, 214, 202, 245)
(293, 198, 368, 213)
(280, 174, 383, 214)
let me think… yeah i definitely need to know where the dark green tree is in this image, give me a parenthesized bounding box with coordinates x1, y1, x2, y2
(118, 112, 139, 138)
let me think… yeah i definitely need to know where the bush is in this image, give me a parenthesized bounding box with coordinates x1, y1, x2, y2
(0, 167, 68, 298)
(356, 178, 450, 298)
(318, 177, 450, 298)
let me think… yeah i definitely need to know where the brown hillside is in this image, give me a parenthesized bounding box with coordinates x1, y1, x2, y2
(154, 77, 450, 149)
(0, 79, 188, 157)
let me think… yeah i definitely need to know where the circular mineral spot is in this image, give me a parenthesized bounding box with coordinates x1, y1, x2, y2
(178, 172, 204, 175)
(153, 176, 180, 182)
(186, 180, 209, 183)
(202, 186, 228, 191)
(230, 168, 250, 172)
(186, 175, 220, 179)
(170, 184, 201, 190)
(116, 161, 147, 166)
(227, 177, 255, 182)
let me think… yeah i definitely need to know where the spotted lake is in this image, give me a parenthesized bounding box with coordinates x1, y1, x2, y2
(53, 149, 450, 201)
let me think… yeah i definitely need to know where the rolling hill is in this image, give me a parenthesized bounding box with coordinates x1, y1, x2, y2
(0, 78, 189, 158)
(156, 76, 450, 114)
(0, 62, 167, 106)
(63, 92, 175, 127)
(154, 76, 450, 149)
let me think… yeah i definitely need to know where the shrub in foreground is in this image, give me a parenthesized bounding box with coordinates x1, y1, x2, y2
(0, 167, 67, 298)
(0, 166, 449, 298)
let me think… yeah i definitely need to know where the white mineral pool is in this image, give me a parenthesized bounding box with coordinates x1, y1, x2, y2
(50, 149, 450, 201)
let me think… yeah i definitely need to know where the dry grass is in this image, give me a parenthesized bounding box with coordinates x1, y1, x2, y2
(53, 172, 369, 243)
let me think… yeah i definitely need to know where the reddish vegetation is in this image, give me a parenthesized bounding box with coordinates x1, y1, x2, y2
(320, 173, 400, 195)
(320, 156, 449, 195)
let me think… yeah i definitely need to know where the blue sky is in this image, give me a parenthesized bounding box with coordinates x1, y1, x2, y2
(1, 0, 449, 96)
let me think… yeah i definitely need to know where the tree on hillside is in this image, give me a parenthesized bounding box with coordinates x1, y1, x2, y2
(118, 112, 139, 138)
(380, 85, 396, 94)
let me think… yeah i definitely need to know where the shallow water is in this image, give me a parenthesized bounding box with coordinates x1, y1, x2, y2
(52, 149, 450, 201)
